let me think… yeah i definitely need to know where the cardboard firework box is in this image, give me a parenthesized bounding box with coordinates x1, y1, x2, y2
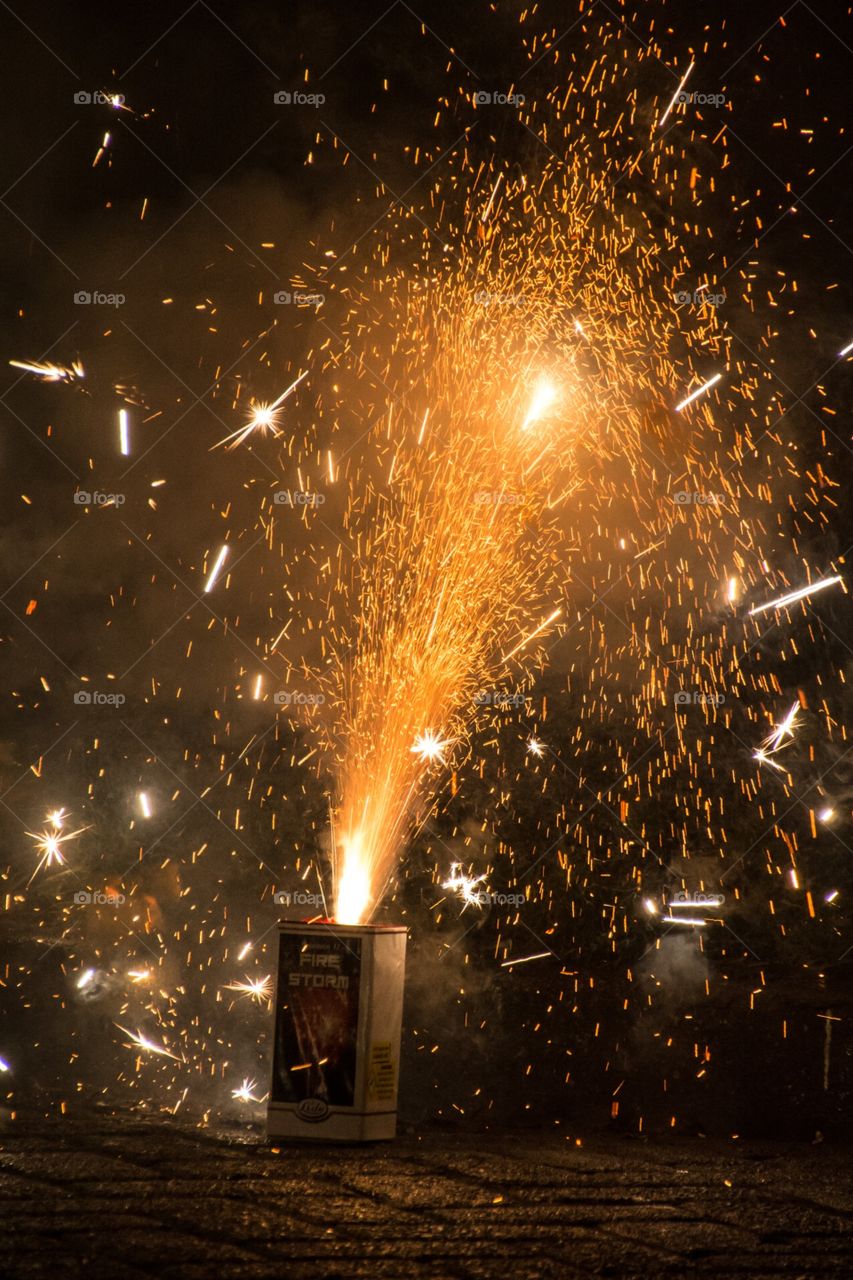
(267, 921, 407, 1142)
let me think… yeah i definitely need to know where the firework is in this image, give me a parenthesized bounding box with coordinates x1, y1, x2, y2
(232, 1078, 264, 1103)
(9, 358, 84, 382)
(7, 3, 850, 1142)
(658, 59, 695, 128)
(115, 1026, 182, 1061)
(521, 378, 559, 430)
(675, 372, 723, 412)
(443, 863, 487, 910)
(211, 370, 307, 450)
(224, 975, 272, 1004)
(748, 575, 843, 616)
(500, 952, 552, 967)
(754, 702, 801, 773)
(410, 730, 455, 765)
(25, 811, 88, 884)
(203, 545, 229, 594)
(268, 922, 407, 1142)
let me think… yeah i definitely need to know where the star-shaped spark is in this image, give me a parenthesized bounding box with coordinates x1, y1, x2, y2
(224, 974, 272, 1004)
(411, 729, 454, 765)
(115, 1025, 182, 1060)
(26, 811, 89, 884)
(526, 737, 546, 757)
(754, 702, 800, 772)
(232, 1077, 265, 1103)
(443, 863, 487, 911)
(211, 370, 307, 450)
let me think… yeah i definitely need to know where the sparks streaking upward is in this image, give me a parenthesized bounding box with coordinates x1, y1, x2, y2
(314, 124, 728, 921)
(326, 363, 574, 923)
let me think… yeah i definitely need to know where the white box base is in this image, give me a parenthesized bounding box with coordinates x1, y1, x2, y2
(267, 1103, 397, 1142)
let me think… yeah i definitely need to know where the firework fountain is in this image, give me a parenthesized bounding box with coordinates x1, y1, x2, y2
(2, 5, 850, 1134)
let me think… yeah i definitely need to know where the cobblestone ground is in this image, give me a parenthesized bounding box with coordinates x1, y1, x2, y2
(1, 1115, 852, 1278)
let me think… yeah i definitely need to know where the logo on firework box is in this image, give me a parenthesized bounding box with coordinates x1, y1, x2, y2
(289, 949, 351, 990)
(296, 1097, 330, 1122)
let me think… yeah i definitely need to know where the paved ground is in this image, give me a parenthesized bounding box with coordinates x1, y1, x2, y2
(1, 1115, 852, 1278)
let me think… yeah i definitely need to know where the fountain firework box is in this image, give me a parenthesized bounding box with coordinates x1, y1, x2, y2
(267, 921, 407, 1142)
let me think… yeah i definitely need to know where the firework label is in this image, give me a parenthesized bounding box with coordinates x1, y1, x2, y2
(267, 921, 406, 1141)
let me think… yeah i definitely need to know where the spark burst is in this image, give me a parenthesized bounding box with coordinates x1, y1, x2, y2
(443, 863, 487, 909)
(231, 1078, 264, 1103)
(25, 811, 88, 884)
(223, 975, 272, 1004)
(9, 358, 84, 382)
(115, 1026, 182, 1061)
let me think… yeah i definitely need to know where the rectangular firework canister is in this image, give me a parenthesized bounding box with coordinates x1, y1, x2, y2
(267, 921, 407, 1142)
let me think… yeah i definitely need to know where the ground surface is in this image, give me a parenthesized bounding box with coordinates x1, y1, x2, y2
(1, 1115, 852, 1278)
